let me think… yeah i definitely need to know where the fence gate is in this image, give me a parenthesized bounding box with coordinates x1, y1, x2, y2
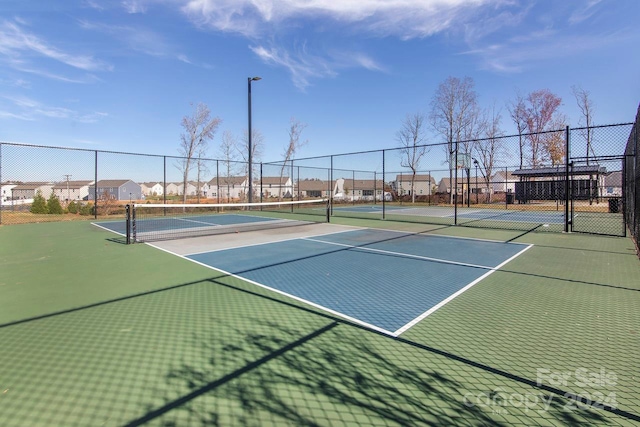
(570, 157, 626, 236)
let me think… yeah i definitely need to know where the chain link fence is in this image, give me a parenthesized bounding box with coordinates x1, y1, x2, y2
(624, 106, 640, 255)
(0, 121, 635, 239)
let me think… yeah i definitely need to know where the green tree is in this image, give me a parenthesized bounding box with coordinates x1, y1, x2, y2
(80, 203, 94, 216)
(47, 193, 63, 214)
(30, 191, 48, 214)
(67, 200, 78, 214)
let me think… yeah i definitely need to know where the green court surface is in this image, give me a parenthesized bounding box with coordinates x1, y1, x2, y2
(1, 219, 639, 426)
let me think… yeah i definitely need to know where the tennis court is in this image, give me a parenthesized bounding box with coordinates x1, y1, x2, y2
(333, 204, 569, 224)
(1, 211, 639, 426)
(156, 228, 530, 335)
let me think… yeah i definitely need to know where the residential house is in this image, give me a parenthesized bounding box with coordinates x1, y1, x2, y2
(11, 182, 54, 200)
(188, 181, 209, 197)
(392, 174, 436, 197)
(165, 182, 180, 196)
(208, 176, 248, 201)
(491, 171, 517, 194)
(259, 176, 293, 198)
(437, 177, 487, 196)
(603, 171, 622, 196)
(140, 182, 164, 197)
(335, 178, 386, 201)
(88, 180, 142, 201)
(52, 180, 94, 202)
(297, 179, 334, 199)
(0, 182, 17, 204)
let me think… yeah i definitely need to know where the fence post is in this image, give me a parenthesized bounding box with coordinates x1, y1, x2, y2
(163, 156, 167, 206)
(330, 155, 334, 215)
(0, 142, 3, 225)
(94, 150, 98, 220)
(382, 150, 386, 219)
(564, 126, 570, 232)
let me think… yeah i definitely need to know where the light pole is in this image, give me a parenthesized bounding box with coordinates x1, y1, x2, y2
(247, 76, 261, 203)
(473, 158, 479, 204)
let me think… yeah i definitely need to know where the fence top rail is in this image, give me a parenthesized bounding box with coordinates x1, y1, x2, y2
(1, 121, 634, 165)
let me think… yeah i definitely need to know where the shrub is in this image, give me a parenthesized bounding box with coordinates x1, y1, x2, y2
(80, 203, 94, 216)
(67, 200, 78, 214)
(47, 193, 64, 214)
(30, 191, 48, 214)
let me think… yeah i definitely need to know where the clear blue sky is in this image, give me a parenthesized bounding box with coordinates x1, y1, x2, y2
(1, 0, 639, 163)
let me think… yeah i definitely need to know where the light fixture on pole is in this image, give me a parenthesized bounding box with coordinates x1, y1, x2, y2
(473, 158, 479, 204)
(247, 76, 262, 204)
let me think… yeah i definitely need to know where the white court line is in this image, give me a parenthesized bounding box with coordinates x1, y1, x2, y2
(146, 242, 396, 336)
(302, 237, 495, 270)
(392, 243, 533, 336)
(183, 226, 360, 256)
(358, 226, 527, 245)
(91, 221, 125, 237)
(175, 217, 222, 226)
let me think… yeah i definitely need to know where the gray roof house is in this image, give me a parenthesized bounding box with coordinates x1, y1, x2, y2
(88, 180, 142, 201)
(52, 180, 94, 202)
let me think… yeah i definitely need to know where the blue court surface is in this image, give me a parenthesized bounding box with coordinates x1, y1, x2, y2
(93, 213, 278, 236)
(333, 205, 568, 224)
(182, 228, 531, 336)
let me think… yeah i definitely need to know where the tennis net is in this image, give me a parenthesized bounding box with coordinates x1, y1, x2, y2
(126, 199, 329, 243)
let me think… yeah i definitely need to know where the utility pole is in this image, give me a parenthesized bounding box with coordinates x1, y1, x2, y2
(63, 174, 72, 204)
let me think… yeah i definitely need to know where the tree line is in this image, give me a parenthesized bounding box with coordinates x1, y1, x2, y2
(177, 103, 307, 203)
(397, 76, 595, 203)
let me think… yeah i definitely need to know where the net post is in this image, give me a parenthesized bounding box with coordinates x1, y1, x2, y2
(132, 203, 137, 243)
(125, 204, 131, 244)
(326, 199, 330, 223)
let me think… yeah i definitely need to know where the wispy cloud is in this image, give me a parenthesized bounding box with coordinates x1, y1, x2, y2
(462, 29, 634, 73)
(251, 43, 335, 91)
(569, 0, 603, 24)
(79, 19, 197, 65)
(250, 43, 384, 90)
(0, 95, 109, 123)
(181, 0, 503, 39)
(122, 0, 148, 14)
(0, 19, 112, 72)
(182, 0, 507, 87)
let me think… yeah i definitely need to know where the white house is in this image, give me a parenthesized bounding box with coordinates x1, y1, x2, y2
(140, 182, 164, 197)
(11, 182, 54, 200)
(209, 176, 248, 201)
(165, 182, 180, 195)
(52, 180, 94, 202)
(188, 181, 209, 197)
(0, 182, 17, 204)
(392, 174, 436, 197)
(335, 178, 385, 201)
(491, 171, 517, 193)
(259, 176, 293, 198)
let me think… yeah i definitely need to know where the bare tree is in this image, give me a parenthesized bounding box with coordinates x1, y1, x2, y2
(541, 114, 567, 166)
(523, 89, 562, 167)
(280, 118, 308, 200)
(238, 128, 264, 201)
(178, 103, 221, 203)
(430, 76, 479, 203)
(507, 92, 528, 168)
(218, 130, 238, 202)
(572, 85, 595, 164)
(475, 105, 505, 203)
(397, 112, 429, 203)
